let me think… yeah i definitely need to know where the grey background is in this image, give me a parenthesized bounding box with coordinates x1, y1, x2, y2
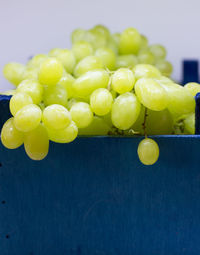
(0, 0, 199, 91)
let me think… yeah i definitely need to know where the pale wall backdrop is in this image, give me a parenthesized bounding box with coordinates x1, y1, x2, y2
(0, 0, 199, 91)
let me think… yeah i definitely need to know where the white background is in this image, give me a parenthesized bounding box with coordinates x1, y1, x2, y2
(0, 0, 199, 91)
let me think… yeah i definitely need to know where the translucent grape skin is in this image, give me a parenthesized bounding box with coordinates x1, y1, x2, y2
(9, 92, 33, 116)
(135, 78, 168, 111)
(73, 69, 109, 98)
(111, 68, 135, 94)
(14, 104, 42, 132)
(184, 82, 200, 97)
(95, 47, 116, 70)
(119, 27, 141, 54)
(149, 44, 166, 59)
(115, 54, 138, 69)
(42, 104, 71, 130)
(17, 79, 44, 104)
(184, 113, 195, 134)
(73, 56, 103, 77)
(137, 138, 159, 165)
(43, 84, 68, 107)
(47, 121, 78, 143)
(70, 102, 93, 128)
(111, 92, 141, 130)
(27, 54, 48, 68)
(3, 62, 26, 86)
(1, 117, 24, 149)
(155, 60, 173, 77)
(38, 58, 63, 86)
(24, 123, 49, 160)
(72, 41, 94, 62)
(90, 88, 113, 116)
(58, 73, 75, 99)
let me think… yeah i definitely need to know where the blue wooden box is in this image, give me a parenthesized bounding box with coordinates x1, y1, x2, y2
(0, 61, 200, 255)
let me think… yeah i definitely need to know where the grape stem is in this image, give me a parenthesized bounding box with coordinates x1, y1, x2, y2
(142, 107, 148, 138)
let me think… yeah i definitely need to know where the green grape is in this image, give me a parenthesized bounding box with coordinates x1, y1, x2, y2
(161, 82, 195, 116)
(22, 67, 38, 80)
(116, 54, 138, 69)
(140, 35, 148, 49)
(149, 44, 166, 59)
(72, 41, 94, 62)
(86, 29, 107, 49)
(42, 104, 71, 130)
(24, 123, 49, 160)
(184, 113, 195, 134)
(92, 25, 110, 40)
(10, 92, 33, 116)
(155, 60, 173, 77)
(111, 92, 141, 130)
(119, 27, 141, 54)
(17, 79, 43, 104)
(38, 58, 63, 86)
(95, 47, 116, 70)
(90, 88, 113, 116)
(3, 62, 26, 86)
(43, 84, 68, 107)
(73, 56, 103, 77)
(79, 116, 110, 135)
(1, 89, 16, 96)
(1, 117, 24, 149)
(112, 33, 120, 45)
(111, 68, 135, 94)
(185, 82, 200, 97)
(133, 64, 161, 80)
(137, 138, 159, 165)
(71, 28, 87, 43)
(49, 49, 76, 74)
(14, 104, 42, 132)
(138, 51, 155, 65)
(135, 78, 168, 111)
(58, 73, 75, 99)
(27, 54, 48, 68)
(73, 70, 109, 98)
(107, 36, 119, 54)
(47, 121, 78, 143)
(70, 102, 93, 128)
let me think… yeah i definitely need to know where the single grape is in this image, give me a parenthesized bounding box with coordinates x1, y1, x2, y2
(22, 67, 38, 80)
(49, 49, 76, 74)
(111, 92, 141, 130)
(72, 41, 94, 62)
(115, 54, 138, 69)
(24, 123, 49, 160)
(10, 92, 33, 116)
(90, 88, 113, 116)
(86, 29, 107, 49)
(184, 113, 195, 134)
(161, 82, 195, 116)
(70, 102, 93, 128)
(43, 84, 68, 107)
(133, 64, 161, 80)
(79, 116, 111, 135)
(71, 28, 87, 43)
(3, 62, 26, 86)
(38, 58, 63, 86)
(185, 82, 200, 97)
(1, 117, 24, 149)
(138, 51, 155, 65)
(27, 54, 48, 68)
(17, 79, 43, 104)
(73, 70, 109, 98)
(47, 121, 78, 143)
(73, 56, 103, 77)
(137, 138, 159, 165)
(112, 33, 120, 45)
(14, 104, 42, 132)
(149, 44, 166, 59)
(119, 27, 141, 54)
(135, 78, 168, 111)
(155, 60, 173, 77)
(107, 36, 119, 54)
(42, 104, 71, 130)
(111, 68, 135, 94)
(95, 47, 116, 70)
(58, 73, 75, 99)
(140, 35, 148, 49)
(92, 25, 110, 40)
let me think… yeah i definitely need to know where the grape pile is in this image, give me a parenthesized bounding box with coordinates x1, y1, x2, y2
(0, 25, 198, 165)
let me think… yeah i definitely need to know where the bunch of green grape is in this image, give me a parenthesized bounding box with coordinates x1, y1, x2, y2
(0, 25, 198, 165)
